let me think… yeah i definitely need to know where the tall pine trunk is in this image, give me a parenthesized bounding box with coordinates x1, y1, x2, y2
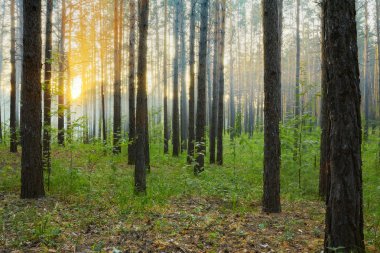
(323, 0, 364, 251)
(180, 0, 187, 152)
(128, 0, 136, 163)
(135, 0, 149, 194)
(187, 0, 196, 163)
(21, 0, 45, 199)
(163, 0, 169, 154)
(10, 0, 17, 153)
(113, 0, 122, 154)
(172, 0, 180, 157)
(195, 0, 209, 174)
(43, 0, 53, 189)
(262, 0, 281, 213)
(216, 0, 226, 165)
(58, 0, 66, 146)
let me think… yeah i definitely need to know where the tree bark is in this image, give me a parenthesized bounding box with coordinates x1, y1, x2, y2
(363, 0, 369, 142)
(43, 0, 53, 188)
(10, 0, 17, 153)
(187, 0, 196, 163)
(58, 0, 66, 146)
(113, 0, 122, 154)
(135, 0, 149, 194)
(180, 0, 187, 152)
(128, 0, 136, 163)
(163, 0, 169, 154)
(210, 0, 220, 164)
(21, 0, 45, 199)
(293, 0, 301, 161)
(195, 0, 209, 174)
(172, 0, 180, 157)
(216, 0, 226, 165)
(323, 0, 364, 251)
(262, 0, 281, 213)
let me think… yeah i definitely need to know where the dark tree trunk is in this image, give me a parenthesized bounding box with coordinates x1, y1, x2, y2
(319, 1, 329, 199)
(363, 0, 369, 142)
(113, 0, 122, 154)
(172, 0, 180, 157)
(163, 0, 169, 154)
(58, 0, 66, 146)
(323, 0, 365, 251)
(229, 15, 235, 140)
(43, 0, 53, 188)
(100, 1, 107, 144)
(194, 0, 209, 174)
(10, 0, 17, 153)
(180, 0, 187, 152)
(134, 0, 149, 194)
(21, 0, 45, 199)
(128, 0, 136, 163)
(216, 0, 226, 165)
(187, 0, 196, 164)
(262, 0, 281, 213)
(210, 0, 219, 164)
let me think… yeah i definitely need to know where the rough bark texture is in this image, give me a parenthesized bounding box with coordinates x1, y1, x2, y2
(262, 0, 281, 213)
(135, 0, 149, 194)
(10, 0, 17, 153)
(113, 0, 122, 154)
(128, 0, 136, 163)
(363, 0, 369, 142)
(172, 0, 180, 157)
(163, 0, 169, 154)
(319, 0, 329, 199)
(58, 0, 66, 146)
(21, 0, 45, 199)
(216, 0, 226, 165)
(194, 0, 209, 174)
(187, 0, 196, 164)
(43, 0, 53, 184)
(323, 0, 365, 251)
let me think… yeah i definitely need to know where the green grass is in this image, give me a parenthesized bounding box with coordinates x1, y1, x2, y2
(0, 127, 379, 251)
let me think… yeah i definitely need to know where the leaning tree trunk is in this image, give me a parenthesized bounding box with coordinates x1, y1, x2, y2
(216, 0, 226, 165)
(58, 0, 66, 146)
(21, 0, 45, 199)
(43, 0, 53, 189)
(323, 0, 365, 251)
(262, 0, 281, 213)
(134, 0, 149, 194)
(187, 0, 196, 164)
(194, 0, 209, 174)
(10, 0, 17, 153)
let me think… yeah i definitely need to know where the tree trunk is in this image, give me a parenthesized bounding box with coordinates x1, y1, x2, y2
(376, 0, 380, 163)
(21, 0, 45, 199)
(210, 0, 219, 164)
(195, 0, 209, 174)
(172, 0, 180, 157)
(135, 0, 149, 194)
(43, 0, 53, 189)
(163, 0, 169, 154)
(262, 0, 281, 213)
(323, 0, 364, 251)
(187, 0, 196, 164)
(128, 0, 136, 163)
(58, 0, 66, 146)
(10, 0, 17, 153)
(113, 0, 122, 154)
(180, 0, 187, 152)
(216, 0, 226, 165)
(100, 1, 107, 144)
(229, 15, 235, 140)
(319, 0, 329, 199)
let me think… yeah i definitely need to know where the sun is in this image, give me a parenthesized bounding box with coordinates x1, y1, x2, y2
(71, 76, 82, 100)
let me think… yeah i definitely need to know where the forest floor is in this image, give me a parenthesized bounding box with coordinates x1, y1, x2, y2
(0, 130, 379, 252)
